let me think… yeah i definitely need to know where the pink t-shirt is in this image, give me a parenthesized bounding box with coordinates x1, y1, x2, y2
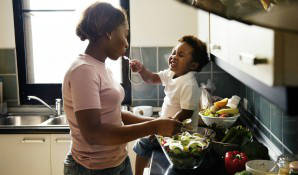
(62, 54, 127, 170)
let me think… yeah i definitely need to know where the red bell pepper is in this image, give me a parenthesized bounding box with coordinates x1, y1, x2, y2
(225, 151, 248, 175)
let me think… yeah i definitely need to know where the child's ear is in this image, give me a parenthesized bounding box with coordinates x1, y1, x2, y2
(190, 62, 199, 71)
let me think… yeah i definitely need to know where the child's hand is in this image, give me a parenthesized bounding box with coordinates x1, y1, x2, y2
(129, 59, 144, 72)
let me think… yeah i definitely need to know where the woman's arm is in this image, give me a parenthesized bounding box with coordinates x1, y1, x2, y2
(121, 111, 154, 125)
(75, 109, 181, 146)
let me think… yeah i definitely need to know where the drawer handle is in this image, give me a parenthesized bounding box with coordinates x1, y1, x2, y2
(211, 44, 221, 50)
(238, 53, 268, 65)
(56, 138, 71, 143)
(22, 138, 45, 143)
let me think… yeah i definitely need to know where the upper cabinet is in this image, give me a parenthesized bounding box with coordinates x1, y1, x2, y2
(177, 0, 298, 34)
(195, 10, 298, 115)
(210, 14, 230, 62)
(0, 0, 16, 48)
(209, 14, 298, 86)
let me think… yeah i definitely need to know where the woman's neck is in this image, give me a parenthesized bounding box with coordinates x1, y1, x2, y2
(85, 40, 107, 63)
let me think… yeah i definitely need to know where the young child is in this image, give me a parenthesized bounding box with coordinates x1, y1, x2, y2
(130, 35, 209, 175)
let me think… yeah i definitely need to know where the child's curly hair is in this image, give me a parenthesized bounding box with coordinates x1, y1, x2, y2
(178, 35, 209, 72)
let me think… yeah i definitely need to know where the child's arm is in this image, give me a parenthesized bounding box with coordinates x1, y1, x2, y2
(130, 59, 161, 84)
(170, 109, 194, 122)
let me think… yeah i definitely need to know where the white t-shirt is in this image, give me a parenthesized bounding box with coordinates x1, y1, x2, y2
(158, 69, 201, 130)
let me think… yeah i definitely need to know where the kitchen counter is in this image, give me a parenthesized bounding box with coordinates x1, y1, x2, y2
(0, 126, 69, 134)
(149, 147, 228, 175)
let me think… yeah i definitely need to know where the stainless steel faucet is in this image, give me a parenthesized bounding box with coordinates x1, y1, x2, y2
(27, 96, 62, 116)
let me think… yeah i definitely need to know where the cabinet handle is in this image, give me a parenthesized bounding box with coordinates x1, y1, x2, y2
(211, 44, 221, 50)
(238, 53, 268, 65)
(56, 138, 71, 143)
(22, 138, 45, 143)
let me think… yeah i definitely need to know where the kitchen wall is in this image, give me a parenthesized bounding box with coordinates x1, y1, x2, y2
(0, 0, 19, 107)
(129, 47, 243, 107)
(0, 0, 15, 48)
(129, 0, 243, 107)
(129, 0, 298, 156)
(130, 0, 198, 47)
(1, 0, 297, 155)
(242, 83, 298, 154)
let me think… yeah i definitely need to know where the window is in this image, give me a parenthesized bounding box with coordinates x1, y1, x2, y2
(13, 0, 131, 105)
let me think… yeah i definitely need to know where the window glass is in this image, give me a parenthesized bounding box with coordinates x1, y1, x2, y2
(23, 0, 122, 84)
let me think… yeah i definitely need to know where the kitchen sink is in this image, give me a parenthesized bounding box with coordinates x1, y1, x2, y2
(40, 115, 68, 126)
(0, 115, 52, 126)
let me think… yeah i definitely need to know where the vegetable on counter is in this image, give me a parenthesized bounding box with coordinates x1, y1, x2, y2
(234, 170, 253, 175)
(221, 125, 252, 146)
(225, 151, 248, 175)
(240, 140, 270, 160)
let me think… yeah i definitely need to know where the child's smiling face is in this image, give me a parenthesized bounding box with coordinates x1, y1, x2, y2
(168, 42, 198, 78)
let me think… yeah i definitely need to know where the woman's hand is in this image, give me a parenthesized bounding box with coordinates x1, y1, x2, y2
(129, 59, 144, 72)
(153, 119, 182, 137)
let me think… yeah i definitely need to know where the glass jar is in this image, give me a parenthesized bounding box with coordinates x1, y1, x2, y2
(277, 155, 292, 175)
(289, 161, 298, 175)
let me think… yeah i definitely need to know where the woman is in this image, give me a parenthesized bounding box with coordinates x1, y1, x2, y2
(62, 2, 182, 175)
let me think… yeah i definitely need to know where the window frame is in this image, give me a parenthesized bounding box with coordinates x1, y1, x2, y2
(12, 0, 131, 105)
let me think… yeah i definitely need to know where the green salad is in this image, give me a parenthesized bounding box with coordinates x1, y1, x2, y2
(158, 131, 210, 169)
(159, 131, 208, 157)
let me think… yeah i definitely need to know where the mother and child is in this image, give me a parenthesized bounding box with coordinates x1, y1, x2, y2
(62, 1, 209, 175)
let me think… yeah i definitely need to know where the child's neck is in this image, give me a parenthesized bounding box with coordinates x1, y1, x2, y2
(173, 71, 191, 79)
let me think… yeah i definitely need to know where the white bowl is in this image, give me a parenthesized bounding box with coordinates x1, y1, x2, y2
(198, 112, 240, 128)
(246, 160, 277, 175)
(132, 106, 153, 117)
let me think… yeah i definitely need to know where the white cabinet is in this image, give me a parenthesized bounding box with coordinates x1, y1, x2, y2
(0, 134, 51, 175)
(197, 9, 210, 46)
(228, 20, 298, 86)
(51, 134, 71, 175)
(228, 20, 276, 86)
(209, 14, 298, 86)
(210, 14, 230, 61)
(0, 134, 71, 175)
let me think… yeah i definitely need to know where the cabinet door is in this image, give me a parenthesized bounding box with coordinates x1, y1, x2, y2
(0, 134, 51, 175)
(51, 134, 71, 175)
(197, 9, 210, 46)
(210, 14, 230, 61)
(228, 20, 276, 86)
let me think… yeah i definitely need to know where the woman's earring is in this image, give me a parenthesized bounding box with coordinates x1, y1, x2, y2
(106, 33, 112, 40)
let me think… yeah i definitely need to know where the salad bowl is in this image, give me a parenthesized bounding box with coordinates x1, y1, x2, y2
(156, 129, 213, 169)
(199, 112, 240, 128)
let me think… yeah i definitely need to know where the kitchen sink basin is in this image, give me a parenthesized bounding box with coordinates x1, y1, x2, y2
(0, 115, 52, 126)
(40, 115, 68, 126)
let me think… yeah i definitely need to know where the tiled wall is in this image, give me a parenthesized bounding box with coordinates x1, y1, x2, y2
(130, 47, 244, 107)
(244, 86, 298, 154)
(2, 47, 297, 154)
(130, 46, 298, 154)
(0, 49, 19, 106)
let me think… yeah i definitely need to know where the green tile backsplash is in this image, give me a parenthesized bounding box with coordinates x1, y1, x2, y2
(158, 47, 172, 71)
(241, 79, 298, 154)
(131, 46, 213, 107)
(4, 45, 294, 153)
(130, 46, 298, 153)
(0, 49, 18, 106)
(0, 49, 16, 74)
